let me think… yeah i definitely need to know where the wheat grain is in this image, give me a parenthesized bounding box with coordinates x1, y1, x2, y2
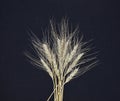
(65, 68, 79, 83)
(41, 58, 53, 79)
(66, 53, 84, 74)
(52, 53, 59, 76)
(42, 43, 52, 63)
(67, 44, 78, 63)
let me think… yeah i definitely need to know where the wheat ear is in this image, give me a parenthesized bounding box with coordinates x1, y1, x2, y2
(25, 18, 98, 101)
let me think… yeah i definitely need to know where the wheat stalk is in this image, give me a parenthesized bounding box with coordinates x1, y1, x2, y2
(25, 18, 98, 101)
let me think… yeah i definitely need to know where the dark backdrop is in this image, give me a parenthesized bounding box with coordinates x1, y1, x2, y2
(0, 0, 120, 101)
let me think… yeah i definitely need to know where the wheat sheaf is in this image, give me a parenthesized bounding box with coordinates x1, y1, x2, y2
(25, 18, 98, 101)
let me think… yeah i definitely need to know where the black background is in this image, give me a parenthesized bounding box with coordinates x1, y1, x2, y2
(0, 0, 120, 101)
